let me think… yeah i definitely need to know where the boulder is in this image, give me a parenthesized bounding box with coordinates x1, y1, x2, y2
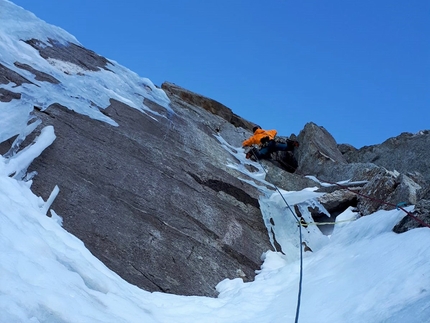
(318, 189, 358, 216)
(357, 170, 428, 216)
(393, 199, 430, 233)
(295, 122, 346, 180)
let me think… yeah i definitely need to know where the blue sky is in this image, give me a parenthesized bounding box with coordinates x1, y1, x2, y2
(11, 0, 430, 148)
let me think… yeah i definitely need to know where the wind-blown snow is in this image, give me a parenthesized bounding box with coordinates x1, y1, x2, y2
(1, 1, 430, 322)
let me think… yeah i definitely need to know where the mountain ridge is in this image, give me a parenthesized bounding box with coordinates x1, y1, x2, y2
(1, 0, 429, 298)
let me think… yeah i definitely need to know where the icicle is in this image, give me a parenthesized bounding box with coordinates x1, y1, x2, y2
(3, 126, 56, 178)
(41, 185, 60, 215)
(4, 115, 42, 159)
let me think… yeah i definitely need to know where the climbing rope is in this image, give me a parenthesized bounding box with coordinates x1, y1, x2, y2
(313, 176, 430, 229)
(250, 149, 304, 323)
(247, 143, 430, 322)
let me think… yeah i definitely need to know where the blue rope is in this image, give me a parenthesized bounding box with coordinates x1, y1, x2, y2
(250, 151, 304, 323)
(273, 185, 303, 323)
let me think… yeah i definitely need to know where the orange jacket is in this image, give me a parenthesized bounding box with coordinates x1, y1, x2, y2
(242, 129, 277, 147)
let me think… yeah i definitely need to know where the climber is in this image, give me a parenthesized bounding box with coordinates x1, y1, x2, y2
(243, 125, 299, 160)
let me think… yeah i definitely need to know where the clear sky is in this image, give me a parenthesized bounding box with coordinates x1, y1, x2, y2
(10, 0, 430, 148)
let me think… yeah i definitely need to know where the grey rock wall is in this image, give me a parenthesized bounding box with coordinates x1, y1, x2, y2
(292, 123, 430, 225)
(26, 96, 271, 297)
(342, 130, 430, 181)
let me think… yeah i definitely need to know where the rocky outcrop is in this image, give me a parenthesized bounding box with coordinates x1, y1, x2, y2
(0, 62, 34, 86)
(162, 82, 255, 131)
(292, 123, 430, 226)
(393, 199, 430, 233)
(0, 88, 21, 102)
(295, 122, 386, 184)
(318, 190, 358, 216)
(14, 62, 60, 84)
(296, 122, 346, 178)
(341, 130, 430, 181)
(25, 38, 111, 72)
(336, 130, 430, 221)
(358, 171, 429, 215)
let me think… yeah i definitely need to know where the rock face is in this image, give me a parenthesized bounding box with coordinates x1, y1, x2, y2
(1, 31, 277, 296)
(0, 62, 34, 87)
(342, 131, 430, 181)
(393, 199, 430, 233)
(1, 32, 430, 299)
(162, 82, 255, 131)
(338, 131, 430, 218)
(296, 122, 346, 178)
(24, 95, 271, 297)
(290, 123, 430, 219)
(295, 122, 381, 185)
(25, 38, 111, 72)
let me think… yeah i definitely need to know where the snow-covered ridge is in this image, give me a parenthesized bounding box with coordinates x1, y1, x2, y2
(0, 0, 171, 143)
(1, 0, 79, 45)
